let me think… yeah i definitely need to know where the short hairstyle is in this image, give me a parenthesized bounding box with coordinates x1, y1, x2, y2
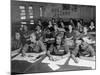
(54, 33, 65, 46)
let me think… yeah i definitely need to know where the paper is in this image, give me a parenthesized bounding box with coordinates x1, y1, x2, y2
(83, 37, 95, 44)
(69, 58, 95, 69)
(11, 49, 20, 57)
(80, 56, 96, 61)
(48, 63, 60, 71)
(12, 53, 41, 63)
(11, 51, 18, 57)
(12, 54, 27, 61)
(42, 56, 69, 65)
(27, 56, 41, 63)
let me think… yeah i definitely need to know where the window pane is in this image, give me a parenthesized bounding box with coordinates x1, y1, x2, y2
(30, 20, 34, 24)
(30, 16, 34, 18)
(29, 6, 33, 9)
(21, 22, 27, 24)
(20, 16, 26, 20)
(29, 13, 33, 15)
(20, 13, 26, 16)
(21, 10, 25, 13)
(19, 6, 25, 9)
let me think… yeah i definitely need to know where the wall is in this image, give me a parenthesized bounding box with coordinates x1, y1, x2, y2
(11, 1, 96, 25)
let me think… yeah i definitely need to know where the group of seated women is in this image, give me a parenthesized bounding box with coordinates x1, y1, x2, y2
(11, 18, 96, 63)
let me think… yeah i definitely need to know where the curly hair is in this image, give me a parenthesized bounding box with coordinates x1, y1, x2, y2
(54, 33, 65, 46)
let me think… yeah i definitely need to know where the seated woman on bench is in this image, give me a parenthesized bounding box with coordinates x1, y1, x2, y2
(11, 32, 22, 57)
(47, 33, 70, 61)
(72, 38, 95, 61)
(79, 39, 95, 59)
(21, 32, 46, 57)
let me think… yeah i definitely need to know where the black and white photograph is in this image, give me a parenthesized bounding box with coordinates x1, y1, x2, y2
(11, 0, 96, 74)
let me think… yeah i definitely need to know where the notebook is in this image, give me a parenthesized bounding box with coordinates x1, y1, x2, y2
(48, 63, 60, 71)
(68, 58, 95, 69)
(12, 53, 41, 63)
(42, 56, 69, 65)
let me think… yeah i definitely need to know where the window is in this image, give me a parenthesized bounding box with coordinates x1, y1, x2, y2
(19, 6, 25, 9)
(19, 6, 26, 20)
(20, 16, 26, 20)
(40, 7, 43, 17)
(30, 20, 34, 24)
(28, 6, 34, 19)
(21, 21, 27, 24)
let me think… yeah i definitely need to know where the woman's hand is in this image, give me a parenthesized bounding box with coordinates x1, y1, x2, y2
(50, 56, 62, 61)
(39, 51, 46, 56)
(49, 56, 54, 61)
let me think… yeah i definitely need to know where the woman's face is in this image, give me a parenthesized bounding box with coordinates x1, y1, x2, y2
(61, 22, 64, 27)
(81, 41, 88, 49)
(56, 36, 62, 44)
(68, 25, 72, 30)
(54, 25, 58, 30)
(21, 25, 23, 28)
(38, 21, 41, 25)
(52, 19, 55, 23)
(24, 25, 28, 31)
(70, 19, 73, 23)
(60, 32, 64, 37)
(30, 33, 36, 43)
(36, 26, 41, 31)
(49, 21, 52, 25)
(77, 22, 81, 27)
(83, 27, 88, 33)
(15, 32, 20, 40)
(90, 22, 94, 26)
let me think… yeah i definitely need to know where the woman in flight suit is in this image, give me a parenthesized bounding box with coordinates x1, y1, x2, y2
(21, 32, 46, 57)
(47, 33, 70, 61)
